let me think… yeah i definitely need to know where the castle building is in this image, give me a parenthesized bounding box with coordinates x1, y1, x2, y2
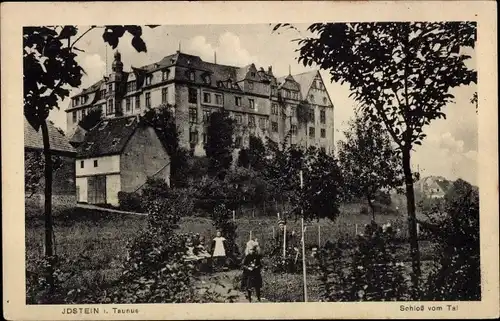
(66, 51, 335, 156)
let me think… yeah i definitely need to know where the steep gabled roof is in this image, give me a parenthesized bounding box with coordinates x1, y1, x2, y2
(24, 119, 76, 154)
(292, 70, 319, 98)
(77, 116, 140, 158)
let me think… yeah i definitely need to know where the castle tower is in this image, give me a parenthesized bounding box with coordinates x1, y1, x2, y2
(106, 51, 125, 116)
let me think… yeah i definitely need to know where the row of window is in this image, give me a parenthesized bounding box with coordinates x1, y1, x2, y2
(79, 159, 98, 169)
(72, 94, 89, 107)
(271, 103, 327, 123)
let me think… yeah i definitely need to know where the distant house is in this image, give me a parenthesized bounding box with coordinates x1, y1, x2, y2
(76, 115, 170, 206)
(24, 119, 77, 209)
(417, 176, 452, 199)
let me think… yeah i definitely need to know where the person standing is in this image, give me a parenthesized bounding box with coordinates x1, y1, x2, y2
(241, 244, 263, 302)
(211, 230, 227, 271)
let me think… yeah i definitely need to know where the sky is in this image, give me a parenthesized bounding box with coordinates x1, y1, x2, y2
(49, 24, 478, 185)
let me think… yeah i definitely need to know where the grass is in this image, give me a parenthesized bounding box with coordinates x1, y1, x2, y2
(26, 203, 438, 300)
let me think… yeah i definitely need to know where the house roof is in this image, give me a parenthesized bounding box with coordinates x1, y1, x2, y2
(77, 116, 140, 158)
(293, 70, 319, 99)
(24, 118, 76, 154)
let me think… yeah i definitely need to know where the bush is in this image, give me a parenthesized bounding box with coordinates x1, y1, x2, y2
(118, 191, 144, 213)
(318, 221, 411, 301)
(421, 179, 480, 301)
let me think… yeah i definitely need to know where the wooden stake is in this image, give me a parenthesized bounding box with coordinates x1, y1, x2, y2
(355, 223, 358, 236)
(283, 224, 287, 258)
(301, 216, 308, 302)
(272, 226, 275, 239)
(318, 225, 321, 247)
(232, 210, 235, 222)
(250, 230, 253, 240)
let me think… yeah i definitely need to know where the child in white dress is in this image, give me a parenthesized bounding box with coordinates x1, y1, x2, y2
(211, 231, 227, 271)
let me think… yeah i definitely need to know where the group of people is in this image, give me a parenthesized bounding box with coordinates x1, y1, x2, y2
(181, 217, 300, 303)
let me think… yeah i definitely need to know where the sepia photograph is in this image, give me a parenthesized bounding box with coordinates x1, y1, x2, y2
(2, 1, 498, 320)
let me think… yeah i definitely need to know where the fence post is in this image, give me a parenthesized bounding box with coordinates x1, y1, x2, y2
(232, 210, 236, 222)
(318, 225, 321, 247)
(250, 230, 252, 240)
(355, 223, 358, 236)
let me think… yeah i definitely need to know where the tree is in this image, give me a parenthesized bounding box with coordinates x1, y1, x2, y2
(78, 107, 102, 131)
(24, 25, 156, 292)
(141, 105, 189, 188)
(247, 135, 266, 170)
(237, 148, 251, 168)
(338, 110, 407, 220)
(420, 179, 480, 300)
(204, 110, 235, 179)
(278, 21, 476, 288)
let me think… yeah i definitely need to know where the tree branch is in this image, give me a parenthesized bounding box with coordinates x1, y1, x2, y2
(70, 26, 97, 49)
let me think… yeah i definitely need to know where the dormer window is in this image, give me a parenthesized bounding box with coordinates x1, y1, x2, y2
(250, 72, 256, 77)
(85, 142, 94, 151)
(323, 97, 328, 105)
(309, 94, 315, 102)
(248, 81, 254, 90)
(162, 69, 170, 81)
(111, 138, 121, 146)
(145, 75, 153, 86)
(203, 74, 211, 84)
(189, 71, 195, 81)
(108, 84, 113, 93)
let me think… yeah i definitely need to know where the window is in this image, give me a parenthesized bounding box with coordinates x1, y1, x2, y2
(271, 86, 277, 96)
(107, 99, 114, 114)
(162, 87, 168, 104)
(82, 108, 86, 118)
(189, 71, 195, 81)
(235, 114, 243, 124)
(271, 103, 279, 115)
(72, 111, 77, 123)
(75, 97, 80, 105)
(321, 128, 326, 138)
(323, 97, 328, 105)
(80, 160, 84, 168)
(235, 97, 242, 106)
(291, 124, 297, 135)
(259, 117, 267, 130)
(285, 90, 291, 98)
(309, 94, 315, 102)
(215, 94, 223, 105)
(127, 81, 136, 92)
(72, 99, 76, 107)
(93, 160, 98, 167)
(271, 121, 278, 132)
(145, 75, 152, 86)
(135, 96, 140, 109)
(308, 108, 315, 122)
(100, 89, 107, 97)
(189, 108, 198, 123)
(108, 84, 113, 93)
(248, 115, 255, 127)
(189, 130, 198, 144)
(250, 72, 256, 77)
(203, 109, 211, 122)
(249, 99, 255, 109)
(162, 69, 170, 81)
(248, 81, 254, 90)
(126, 98, 131, 112)
(82, 95, 88, 104)
(309, 127, 315, 138)
(320, 109, 326, 124)
(188, 88, 197, 104)
(204, 75, 211, 84)
(145, 93, 151, 108)
(203, 92, 211, 104)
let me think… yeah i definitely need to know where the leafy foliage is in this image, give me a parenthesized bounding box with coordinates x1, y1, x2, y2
(279, 21, 477, 286)
(421, 179, 480, 300)
(117, 191, 144, 213)
(204, 110, 235, 179)
(337, 110, 406, 218)
(318, 222, 411, 301)
(24, 151, 62, 198)
(296, 100, 311, 124)
(78, 108, 102, 131)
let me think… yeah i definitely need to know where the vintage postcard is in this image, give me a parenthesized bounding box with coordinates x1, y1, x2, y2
(2, 1, 498, 320)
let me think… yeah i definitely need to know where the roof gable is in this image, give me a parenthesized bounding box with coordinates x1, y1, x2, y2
(293, 70, 319, 99)
(24, 119, 75, 154)
(77, 116, 140, 158)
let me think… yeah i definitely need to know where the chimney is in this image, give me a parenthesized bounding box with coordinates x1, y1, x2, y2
(268, 66, 273, 76)
(214, 51, 217, 64)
